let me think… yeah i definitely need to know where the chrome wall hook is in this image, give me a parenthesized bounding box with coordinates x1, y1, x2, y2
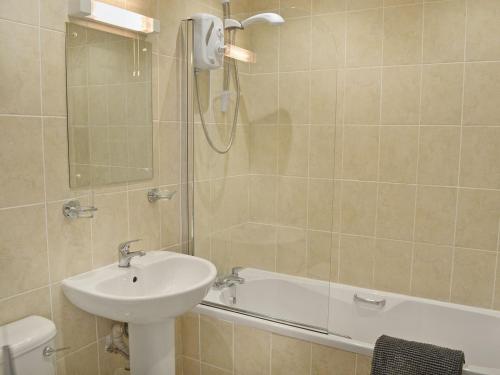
(147, 188, 177, 203)
(62, 200, 98, 219)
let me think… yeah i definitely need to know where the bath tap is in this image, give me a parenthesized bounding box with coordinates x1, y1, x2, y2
(118, 239, 146, 268)
(213, 266, 245, 289)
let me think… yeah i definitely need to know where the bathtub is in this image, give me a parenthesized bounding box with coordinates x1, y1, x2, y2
(197, 268, 500, 375)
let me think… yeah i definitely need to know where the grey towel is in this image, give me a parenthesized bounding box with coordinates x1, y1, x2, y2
(370, 335, 465, 375)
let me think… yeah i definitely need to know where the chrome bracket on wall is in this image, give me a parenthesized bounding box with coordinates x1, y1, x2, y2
(62, 200, 98, 219)
(147, 188, 177, 203)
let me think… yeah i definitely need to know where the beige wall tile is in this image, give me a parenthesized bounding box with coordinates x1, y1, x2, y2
(339, 234, 374, 288)
(277, 227, 307, 276)
(57, 343, 99, 375)
(423, 0, 466, 63)
(271, 334, 311, 375)
(383, 4, 423, 65)
(250, 175, 277, 223)
(346, 9, 383, 67)
(0, 0, 38, 25)
(307, 230, 334, 281)
(279, 72, 310, 125)
(183, 357, 201, 375)
(279, 17, 311, 72)
(308, 179, 335, 231)
(344, 68, 381, 125)
(230, 223, 276, 271)
(44, 117, 79, 201)
(0, 116, 44, 208)
(311, 343, 356, 375)
(161, 185, 181, 248)
(40, 0, 68, 31)
(355, 355, 372, 375)
(128, 188, 161, 250)
(242, 74, 278, 125)
(348, 0, 382, 10)
(414, 186, 457, 246)
(342, 126, 379, 181)
(451, 248, 496, 308)
(376, 183, 416, 241)
(250, 24, 279, 74)
(373, 239, 412, 294)
(278, 125, 309, 176)
(460, 127, 500, 189)
(212, 176, 249, 232)
(494, 256, 500, 311)
(47, 200, 92, 282)
(159, 55, 180, 122)
(250, 125, 278, 174)
(420, 64, 463, 125)
(310, 71, 339, 125)
(463, 62, 500, 126)
(309, 126, 335, 178)
(159, 123, 181, 186)
(51, 283, 97, 354)
(379, 126, 418, 184)
(455, 189, 500, 251)
(235, 325, 271, 375)
(381, 66, 421, 125)
(417, 126, 460, 186)
(341, 181, 377, 236)
(312, 0, 346, 14)
(0, 205, 48, 299)
(41, 30, 67, 116)
(182, 312, 200, 359)
(277, 177, 308, 227)
(312, 14, 346, 70)
(201, 363, 232, 375)
(200, 315, 233, 370)
(411, 243, 452, 301)
(0, 287, 51, 326)
(92, 192, 129, 267)
(466, 0, 500, 61)
(280, 0, 312, 17)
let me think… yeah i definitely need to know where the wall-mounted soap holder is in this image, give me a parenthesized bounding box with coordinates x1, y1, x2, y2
(147, 188, 177, 203)
(63, 200, 98, 219)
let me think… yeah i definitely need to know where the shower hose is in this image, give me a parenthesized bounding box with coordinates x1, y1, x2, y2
(194, 57, 241, 154)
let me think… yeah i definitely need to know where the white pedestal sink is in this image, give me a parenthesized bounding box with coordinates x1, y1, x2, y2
(62, 251, 217, 375)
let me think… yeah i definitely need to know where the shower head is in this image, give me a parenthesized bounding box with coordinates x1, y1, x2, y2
(240, 13, 285, 28)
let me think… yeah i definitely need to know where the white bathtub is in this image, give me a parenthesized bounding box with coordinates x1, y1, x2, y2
(198, 268, 500, 375)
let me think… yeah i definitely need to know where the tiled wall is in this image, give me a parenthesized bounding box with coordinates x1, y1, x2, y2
(0, 0, 190, 373)
(194, 0, 500, 314)
(178, 311, 372, 375)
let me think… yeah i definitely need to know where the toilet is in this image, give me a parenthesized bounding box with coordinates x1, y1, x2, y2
(0, 316, 57, 375)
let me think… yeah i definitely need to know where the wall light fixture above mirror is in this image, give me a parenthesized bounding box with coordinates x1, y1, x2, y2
(68, 0, 160, 34)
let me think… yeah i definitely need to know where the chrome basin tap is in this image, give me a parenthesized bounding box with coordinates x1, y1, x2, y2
(118, 240, 146, 268)
(214, 266, 245, 289)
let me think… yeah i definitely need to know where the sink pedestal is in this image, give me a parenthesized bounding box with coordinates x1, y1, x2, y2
(128, 319, 175, 375)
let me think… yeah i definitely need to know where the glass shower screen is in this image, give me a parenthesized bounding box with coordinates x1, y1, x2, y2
(185, 12, 340, 332)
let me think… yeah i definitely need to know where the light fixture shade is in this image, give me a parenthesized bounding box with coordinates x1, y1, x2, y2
(68, 0, 160, 34)
(224, 44, 257, 64)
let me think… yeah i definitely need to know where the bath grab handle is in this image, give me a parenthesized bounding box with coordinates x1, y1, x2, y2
(354, 293, 386, 307)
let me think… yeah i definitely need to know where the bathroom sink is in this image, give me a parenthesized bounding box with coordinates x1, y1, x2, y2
(62, 251, 217, 324)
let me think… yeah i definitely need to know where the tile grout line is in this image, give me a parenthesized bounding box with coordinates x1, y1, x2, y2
(371, 3, 386, 289)
(449, 0, 469, 302)
(409, 1, 426, 297)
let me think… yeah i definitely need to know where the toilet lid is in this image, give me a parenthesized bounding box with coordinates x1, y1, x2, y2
(0, 316, 56, 363)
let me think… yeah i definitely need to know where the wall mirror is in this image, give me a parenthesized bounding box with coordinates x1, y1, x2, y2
(66, 23, 153, 188)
